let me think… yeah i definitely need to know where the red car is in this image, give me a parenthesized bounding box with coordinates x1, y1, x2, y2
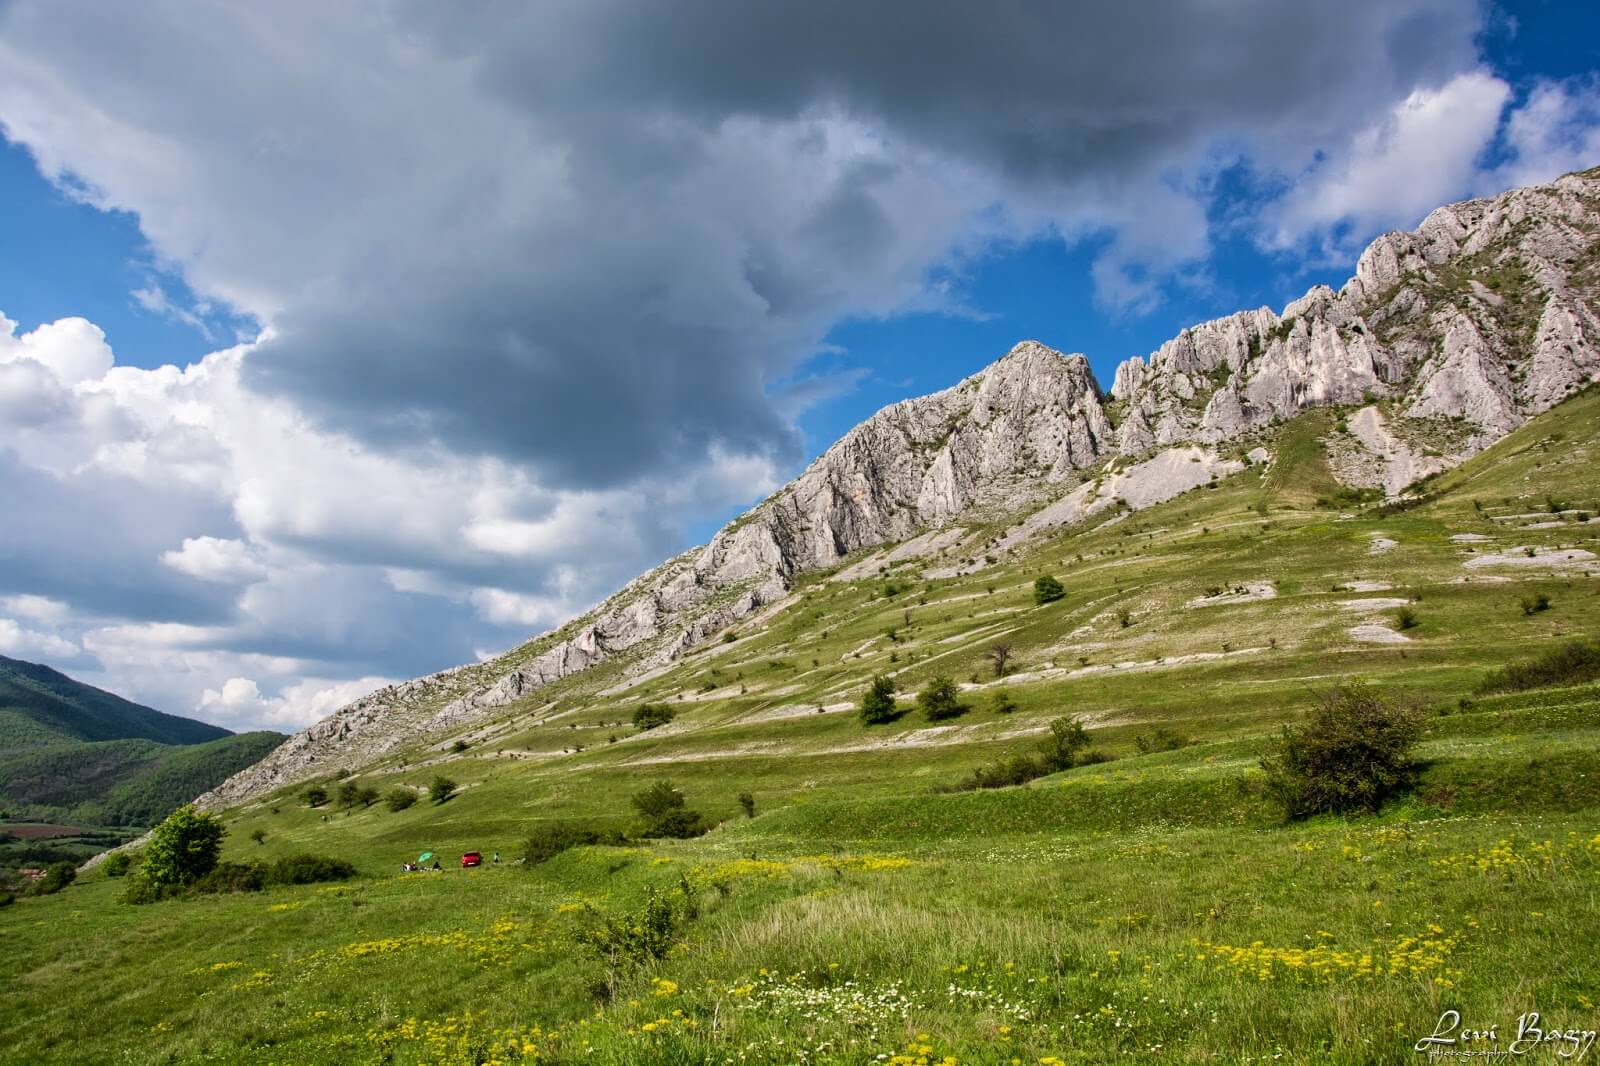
(460, 851, 482, 868)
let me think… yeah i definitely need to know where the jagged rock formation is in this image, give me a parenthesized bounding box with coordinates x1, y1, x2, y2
(203, 166, 1600, 806)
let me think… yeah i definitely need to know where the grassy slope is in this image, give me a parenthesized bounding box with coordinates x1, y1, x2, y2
(2, 391, 1599, 1064)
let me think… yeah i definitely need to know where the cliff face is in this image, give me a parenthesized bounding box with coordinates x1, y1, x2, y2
(203, 166, 1600, 806)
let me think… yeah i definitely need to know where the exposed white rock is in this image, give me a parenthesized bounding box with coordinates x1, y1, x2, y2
(1348, 624, 1411, 644)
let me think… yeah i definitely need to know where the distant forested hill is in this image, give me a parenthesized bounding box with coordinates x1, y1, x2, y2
(0, 655, 284, 827)
(0, 654, 231, 748)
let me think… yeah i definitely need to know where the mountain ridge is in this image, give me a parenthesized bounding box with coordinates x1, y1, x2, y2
(201, 164, 1600, 806)
(0, 653, 233, 749)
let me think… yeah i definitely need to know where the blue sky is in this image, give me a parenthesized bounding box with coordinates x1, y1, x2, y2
(0, 1, 1597, 730)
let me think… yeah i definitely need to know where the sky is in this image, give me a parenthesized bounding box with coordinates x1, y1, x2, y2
(1, 2, 1597, 733)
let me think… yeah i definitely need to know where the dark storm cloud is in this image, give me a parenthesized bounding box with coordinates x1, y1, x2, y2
(0, 1, 1485, 493)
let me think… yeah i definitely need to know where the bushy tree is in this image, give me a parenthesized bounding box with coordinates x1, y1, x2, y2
(429, 776, 458, 804)
(304, 785, 328, 808)
(32, 861, 76, 896)
(1039, 716, 1091, 771)
(336, 780, 361, 808)
(859, 675, 900, 724)
(522, 821, 629, 865)
(1260, 686, 1423, 819)
(630, 781, 706, 839)
(632, 703, 677, 731)
(917, 675, 968, 721)
(249, 829, 267, 845)
(986, 641, 1014, 677)
(1033, 575, 1065, 605)
(139, 805, 226, 890)
(991, 691, 1017, 714)
(384, 788, 418, 812)
(102, 851, 134, 878)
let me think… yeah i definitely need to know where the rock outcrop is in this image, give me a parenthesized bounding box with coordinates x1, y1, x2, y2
(201, 165, 1600, 806)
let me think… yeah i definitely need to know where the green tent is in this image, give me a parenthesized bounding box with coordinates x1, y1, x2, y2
(417, 851, 433, 863)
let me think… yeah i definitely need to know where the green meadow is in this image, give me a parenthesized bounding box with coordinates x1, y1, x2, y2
(3, 390, 1599, 1065)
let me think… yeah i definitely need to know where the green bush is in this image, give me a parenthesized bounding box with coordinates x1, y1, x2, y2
(1520, 594, 1553, 616)
(1395, 607, 1419, 630)
(522, 821, 629, 865)
(737, 792, 756, 818)
(1033, 575, 1065, 605)
(917, 676, 968, 721)
(576, 876, 704, 998)
(304, 785, 328, 808)
(429, 776, 458, 804)
(1478, 639, 1600, 694)
(1039, 716, 1091, 771)
(0, 891, 12, 908)
(632, 704, 677, 731)
(1133, 726, 1191, 754)
(991, 691, 1017, 714)
(193, 861, 266, 895)
(268, 854, 356, 885)
(384, 788, 418, 812)
(859, 675, 901, 725)
(32, 861, 76, 896)
(1259, 686, 1424, 819)
(138, 805, 225, 891)
(630, 782, 706, 839)
(102, 851, 134, 878)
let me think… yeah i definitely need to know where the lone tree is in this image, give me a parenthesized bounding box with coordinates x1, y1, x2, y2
(139, 805, 225, 890)
(429, 776, 458, 805)
(917, 675, 968, 721)
(336, 780, 361, 808)
(986, 641, 1015, 678)
(631, 781, 705, 838)
(249, 829, 266, 845)
(633, 703, 677, 731)
(737, 791, 756, 818)
(1260, 685, 1424, 819)
(1033, 575, 1066, 605)
(1039, 716, 1091, 771)
(384, 788, 418, 812)
(303, 785, 328, 808)
(859, 675, 901, 724)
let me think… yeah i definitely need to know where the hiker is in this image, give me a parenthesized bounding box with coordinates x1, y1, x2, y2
(432, 860, 441, 872)
(492, 851, 500, 864)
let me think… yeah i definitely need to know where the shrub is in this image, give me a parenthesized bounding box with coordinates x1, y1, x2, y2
(139, 805, 225, 891)
(357, 786, 380, 807)
(991, 691, 1017, 714)
(917, 675, 968, 721)
(630, 782, 706, 839)
(450, 739, 470, 753)
(522, 821, 629, 865)
(859, 675, 901, 725)
(102, 851, 134, 878)
(250, 829, 267, 845)
(986, 641, 1014, 677)
(737, 792, 756, 818)
(304, 785, 328, 808)
(1033, 575, 1065, 605)
(384, 788, 418, 812)
(1520, 593, 1552, 616)
(1259, 686, 1424, 819)
(1040, 715, 1092, 771)
(632, 703, 677, 731)
(32, 861, 77, 896)
(1395, 607, 1419, 630)
(193, 861, 266, 895)
(0, 891, 12, 908)
(1134, 726, 1191, 754)
(1478, 639, 1600, 694)
(336, 780, 361, 808)
(268, 854, 356, 885)
(429, 777, 458, 804)
(576, 876, 703, 998)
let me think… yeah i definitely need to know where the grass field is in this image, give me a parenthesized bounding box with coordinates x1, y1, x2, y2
(2, 391, 1598, 1064)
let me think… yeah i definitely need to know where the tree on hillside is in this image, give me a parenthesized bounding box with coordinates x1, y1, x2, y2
(917, 675, 968, 721)
(986, 641, 1014, 678)
(632, 703, 677, 731)
(630, 781, 706, 838)
(1260, 686, 1423, 819)
(429, 776, 458, 804)
(859, 675, 901, 725)
(385, 788, 418, 812)
(139, 805, 225, 889)
(1039, 716, 1090, 771)
(304, 785, 328, 808)
(1033, 575, 1065, 605)
(336, 780, 361, 808)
